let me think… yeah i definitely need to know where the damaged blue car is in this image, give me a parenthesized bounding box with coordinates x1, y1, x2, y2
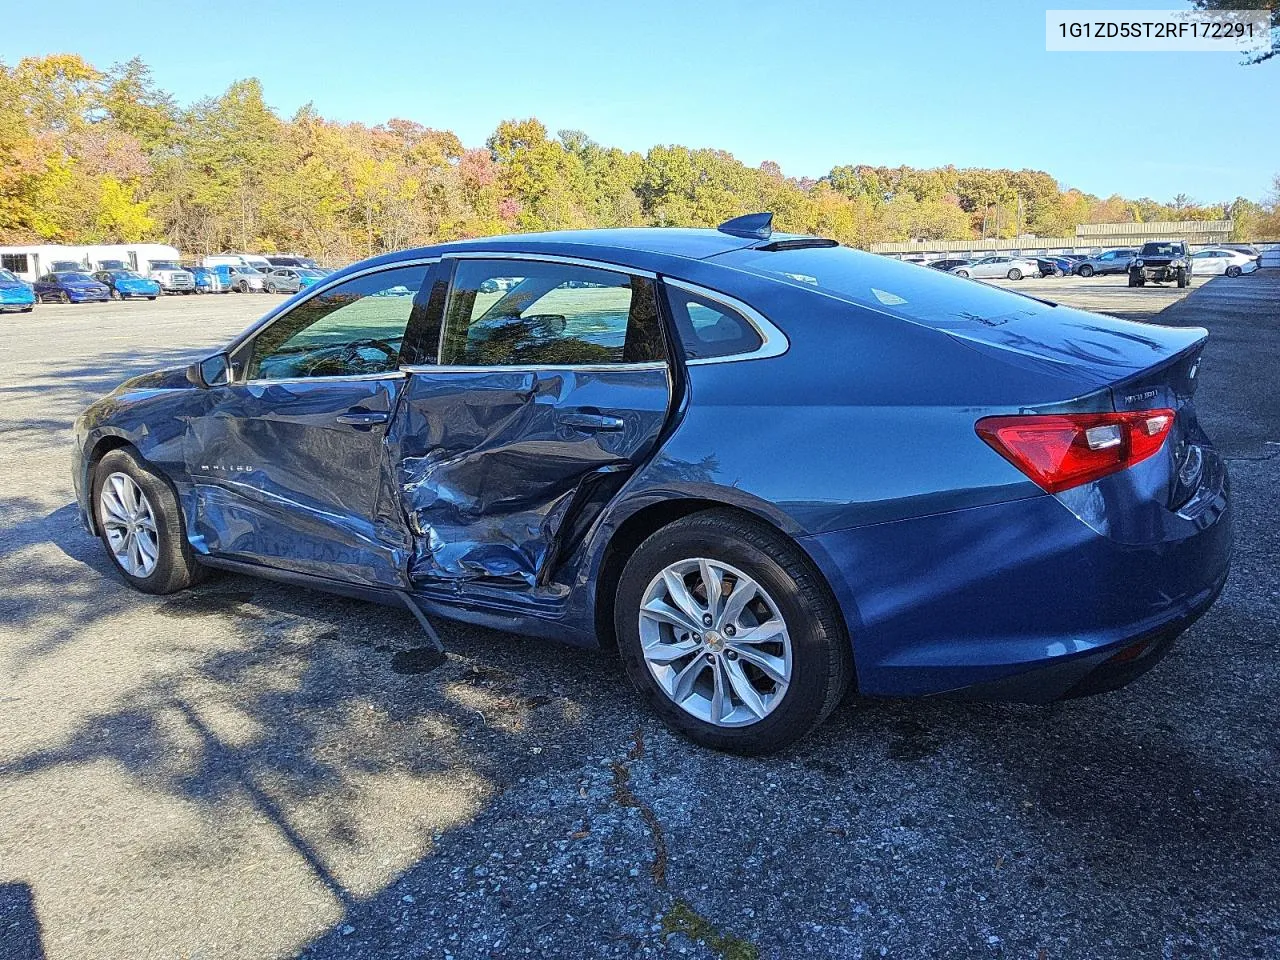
(72, 214, 1231, 753)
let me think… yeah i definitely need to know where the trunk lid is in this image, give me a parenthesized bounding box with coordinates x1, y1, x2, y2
(940, 303, 1208, 392)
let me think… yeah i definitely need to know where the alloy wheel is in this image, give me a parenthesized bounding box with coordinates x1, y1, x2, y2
(638, 557, 792, 727)
(99, 471, 160, 578)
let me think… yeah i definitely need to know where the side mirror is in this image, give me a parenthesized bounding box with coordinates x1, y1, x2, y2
(187, 353, 231, 388)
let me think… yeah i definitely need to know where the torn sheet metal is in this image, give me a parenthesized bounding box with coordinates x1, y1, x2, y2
(389, 367, 670, 588)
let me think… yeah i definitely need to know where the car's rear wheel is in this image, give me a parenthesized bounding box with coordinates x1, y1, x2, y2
(1078, 264, 1094, 277)
(93, 448, 203, 595)
(1007, 268, 1022, 281)
(1226, 265, 1242, 278)
(615, 510, 851, 754)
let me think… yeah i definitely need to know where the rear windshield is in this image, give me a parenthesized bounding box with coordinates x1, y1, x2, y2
(1140, 242, 1181, 256)
(715, 245, 1050, 328)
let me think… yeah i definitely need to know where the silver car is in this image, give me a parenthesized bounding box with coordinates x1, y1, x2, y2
(949, 255, 1038, 281)
(1073, 249, 1138, 277)
(264, 268, 303, 294)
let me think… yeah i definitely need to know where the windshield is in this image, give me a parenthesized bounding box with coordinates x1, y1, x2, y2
(57, 272, 94, 282)
(0, 269, 17, 282)
(112, 270, 144, 280)
(235, 267, 265, 276)
(151, 261, 181, 270)
(716, 245, 1050, 329)
(299, 268, 326, 278)
(1140, 242, 1180, 256)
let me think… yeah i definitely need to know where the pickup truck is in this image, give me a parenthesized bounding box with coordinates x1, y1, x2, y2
(1128, 240, 1192, 288)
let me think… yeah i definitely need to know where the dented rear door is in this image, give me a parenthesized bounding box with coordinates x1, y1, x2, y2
(388, 255, 674, 590)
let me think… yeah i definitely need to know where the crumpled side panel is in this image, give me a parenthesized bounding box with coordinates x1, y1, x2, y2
(183, 377, 412, 588)
(390, 368, 671, 588)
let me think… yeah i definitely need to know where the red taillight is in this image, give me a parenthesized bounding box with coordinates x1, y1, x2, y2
(975, 408, 1175, 493)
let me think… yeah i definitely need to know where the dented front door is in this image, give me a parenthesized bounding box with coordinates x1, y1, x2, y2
(388, 255, 674, 590)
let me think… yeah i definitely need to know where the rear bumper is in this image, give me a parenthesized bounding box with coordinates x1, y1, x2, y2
(800, 472, 1232, 702)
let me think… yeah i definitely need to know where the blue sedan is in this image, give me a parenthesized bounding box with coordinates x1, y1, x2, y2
(0, 268, 36, 312)
(34, 271, 111, 304)
(92, 269, 161, 300)
(71, 214, 1231, 753)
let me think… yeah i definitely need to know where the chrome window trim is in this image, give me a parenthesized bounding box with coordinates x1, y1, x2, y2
(231, 257, 440, 384)
(239, 371, 407, 387)
(400, 361, 668, 375)
(441, 250, 657, 279)
(663, 278, 789, 365)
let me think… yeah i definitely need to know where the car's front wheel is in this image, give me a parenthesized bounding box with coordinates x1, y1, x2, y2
(615, 510, 852, 754)
(954, 269, 970, 278)
(1176, 268, 1188, 288)
(93, 448, 203, 595)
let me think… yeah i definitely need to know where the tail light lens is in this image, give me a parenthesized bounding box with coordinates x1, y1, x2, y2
(976, 409, 1175, 493)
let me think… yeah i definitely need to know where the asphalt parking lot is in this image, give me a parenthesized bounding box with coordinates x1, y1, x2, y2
(1, 272, 1277, 960)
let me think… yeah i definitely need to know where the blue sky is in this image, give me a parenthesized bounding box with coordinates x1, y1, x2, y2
(2, 0, 1275, 202)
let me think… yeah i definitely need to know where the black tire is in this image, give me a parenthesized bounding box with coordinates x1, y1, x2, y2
(1176, 268, 1187, 289)
(110, 288, 122, 300)
(1007, 268, 1022, 281)
(1078, 264, 1094, 278)
(1128, 272, 1140, 287)
(237, 281, 248, 293)
(1226, 265, 1242, 278)
(954, 269, 970, 279)
(614, 509, 852, 754)
(148, 296, 157, 301)
(92, 448, 204, 595)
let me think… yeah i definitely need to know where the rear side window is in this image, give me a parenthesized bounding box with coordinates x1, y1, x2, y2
(440, 259, 666, 366)
(662, 285, 763, 360)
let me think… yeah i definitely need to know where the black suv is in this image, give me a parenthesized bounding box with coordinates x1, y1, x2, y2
(1129, 240, 1192, 288)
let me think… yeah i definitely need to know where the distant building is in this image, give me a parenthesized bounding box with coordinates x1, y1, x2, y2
(869, 219, 1235, 258)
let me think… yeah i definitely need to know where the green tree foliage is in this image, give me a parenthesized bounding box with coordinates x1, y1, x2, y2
(1, 54, 1275, 253)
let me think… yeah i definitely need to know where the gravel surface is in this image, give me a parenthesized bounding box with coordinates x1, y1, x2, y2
(1, 274, 1277, 960)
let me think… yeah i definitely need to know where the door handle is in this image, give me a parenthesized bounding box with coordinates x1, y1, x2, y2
(560, 412, 625, 432)
(335, 410, 389, 426)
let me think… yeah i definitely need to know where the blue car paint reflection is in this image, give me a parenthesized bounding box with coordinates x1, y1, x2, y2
(0, 269, 36, 312)
(72, 226, 1231, 704)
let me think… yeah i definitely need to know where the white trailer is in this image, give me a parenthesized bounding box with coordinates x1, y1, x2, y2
(0, 242, 183, 282)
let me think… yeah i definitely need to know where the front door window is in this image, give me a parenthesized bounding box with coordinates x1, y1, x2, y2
(246, 265, 429, 380)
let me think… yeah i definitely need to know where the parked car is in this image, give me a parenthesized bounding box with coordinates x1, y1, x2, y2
(92, 269, 161, 300)
(187, 265, 230, 294)
(1036, 256, 1075, 277)
(263, 267, 326, 294)
(1073, 249, 1137, 277)
(1128, 241, 1193, 288)
(1214, 243, 1261, 267)
(70, 214, 1232, 753)
(1189, 248, 1259, 278)
(217, 264, 268, 293)
(950, 255, 1038, 280)
(0, 268, 36, 312)
(265, 255, 322, 269)
(146, 260, 196, 295)
(928, 258, 972, 272)
(34, 271, 111, 303)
